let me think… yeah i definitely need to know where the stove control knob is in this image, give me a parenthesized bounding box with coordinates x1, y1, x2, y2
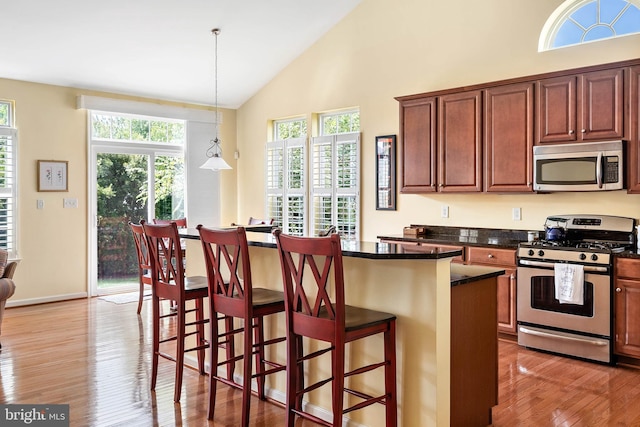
(528, 249, 534, 256)
(538, 250, 545, 257)
(579, 253, 587, 261)
(591, 254, 598, 261)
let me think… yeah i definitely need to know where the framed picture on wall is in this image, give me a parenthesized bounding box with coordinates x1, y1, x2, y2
(375, 135, 396, 210)
(38, 160, 68, 192)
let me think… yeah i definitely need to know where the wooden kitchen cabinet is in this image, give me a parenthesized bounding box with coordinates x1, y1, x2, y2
(628, 66, 640, 193)
(484, 83, 534, 192)
(614, 258, 640, 359)
(399, 97, 437, 192)
(536, 69, 624, 144)
(467, 246, 518, 335)
(438, 91, 483, 192)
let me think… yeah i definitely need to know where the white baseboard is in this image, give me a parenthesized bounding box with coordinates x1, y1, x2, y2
(5, 293, 88, 308)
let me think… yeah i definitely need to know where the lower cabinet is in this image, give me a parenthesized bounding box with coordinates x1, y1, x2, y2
(466, 247, 518, 336)
(614, 258, 640, 359)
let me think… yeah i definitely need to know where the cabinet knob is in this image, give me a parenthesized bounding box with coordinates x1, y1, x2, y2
(488, 254, 494, 258)
(616, 287, 622, 293)
(431, 184, 435, 187)
(569, 129, 575, 135)
(581, 129, 586, 133)
(439, 184, 444, 188)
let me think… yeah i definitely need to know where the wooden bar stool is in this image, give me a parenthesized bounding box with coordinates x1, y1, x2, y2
(129, 222, 152, 314)
(142, 220, 209, 402)
(198, 225, 286, 426)
(273, 229, 398, 427)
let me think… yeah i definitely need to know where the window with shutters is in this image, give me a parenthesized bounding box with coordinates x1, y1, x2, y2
(0, 100, 17, 257)
(311, 110, 360, 240)
(266, 118, 307, 236)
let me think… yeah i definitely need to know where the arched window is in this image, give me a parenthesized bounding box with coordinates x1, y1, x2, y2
(539, 0, 640, 51)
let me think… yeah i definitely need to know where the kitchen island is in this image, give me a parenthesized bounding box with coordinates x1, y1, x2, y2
(181, 229, 503, 427)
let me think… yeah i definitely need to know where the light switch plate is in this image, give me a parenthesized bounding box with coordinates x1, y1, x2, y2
(441, 205, 449, 218)
(63, 198, 78, 209)
(37, 199, 44, 209)
(512, 207, 522, 221)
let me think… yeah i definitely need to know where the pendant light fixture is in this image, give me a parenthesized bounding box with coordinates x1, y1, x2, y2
(200, 28, 232, 171)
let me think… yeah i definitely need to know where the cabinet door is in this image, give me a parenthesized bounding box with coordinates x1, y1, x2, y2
(438, 91, 482, 192)
(615, 278, 640, 358)
(484, 83, 534, 192)
(400, 97, 437, 192)
(537, 76, 578, 144)
(627, 66, 640, 193)
(580, 69, 624, 141)
(497, 268, 517, 335)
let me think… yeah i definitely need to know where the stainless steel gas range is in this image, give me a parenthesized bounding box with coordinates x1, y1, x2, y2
(517, 214, 635, 364)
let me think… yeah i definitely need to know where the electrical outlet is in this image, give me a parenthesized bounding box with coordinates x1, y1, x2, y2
(63, 198, 78, 209)
(441, 205, 449, 218)
(37, 199, 44, 209)
(512, 207, 522, 221)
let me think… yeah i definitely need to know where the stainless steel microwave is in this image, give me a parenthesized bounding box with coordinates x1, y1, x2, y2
(533, 140, 624, 192)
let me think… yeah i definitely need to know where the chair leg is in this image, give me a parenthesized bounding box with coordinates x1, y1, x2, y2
(294, 335, 304, 411)
(241, 316, 253, 427)
(195, 298, 206, 375)
(208, 310, 220, 420)
(385, 322, 398, 427)
(253, 316, 266, 400)
(332, 343, 345, 427)
(174, 303, 186, 402)
(151, 296, 160, 392)
(285, 333, 299, 427)
(137, 278, 144, 315)
(225, 316, 236, 381)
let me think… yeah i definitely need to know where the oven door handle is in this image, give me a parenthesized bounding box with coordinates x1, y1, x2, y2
(519, 326, 609, 346)
(518, 259, 608, 273)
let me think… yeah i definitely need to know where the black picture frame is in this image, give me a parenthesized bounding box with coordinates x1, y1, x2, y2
(375, 135, 396, 210)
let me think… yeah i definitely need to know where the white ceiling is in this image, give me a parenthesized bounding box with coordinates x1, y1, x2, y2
(1, 0, 362, 109)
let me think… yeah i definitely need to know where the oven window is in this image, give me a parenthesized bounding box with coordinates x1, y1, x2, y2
(530, 276, 594, 317)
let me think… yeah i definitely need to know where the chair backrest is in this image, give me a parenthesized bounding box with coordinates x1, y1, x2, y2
(248, 217, 273, 225)
(198, 225, 252, 318)
(129, 221, 152, 277)
(273, 229, 345, 336)
(153, 217, 187, 228)
(142, 221, 186, 301)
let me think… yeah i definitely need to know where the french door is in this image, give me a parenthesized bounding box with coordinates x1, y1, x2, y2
(89, 145, 185, 296)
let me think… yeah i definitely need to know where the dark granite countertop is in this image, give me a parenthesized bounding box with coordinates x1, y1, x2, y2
(613, 249, 640, 260)
(379, 225, 537, 249)
(450, 264, 506, 287)
(180, 228, 463, 260)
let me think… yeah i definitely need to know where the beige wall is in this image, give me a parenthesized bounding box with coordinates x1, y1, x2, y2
(0, 79, 236, 304)
(236, 0, 640, 241)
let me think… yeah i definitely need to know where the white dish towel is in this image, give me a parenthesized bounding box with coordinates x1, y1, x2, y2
(554, 263, 584, 305)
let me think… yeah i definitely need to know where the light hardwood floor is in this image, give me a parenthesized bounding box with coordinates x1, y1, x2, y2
(1, 297, 640, 426)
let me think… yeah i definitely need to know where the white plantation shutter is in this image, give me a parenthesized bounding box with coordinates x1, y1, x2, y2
(0, 127, 16, 257)
(310, 132, 360, 240)
(265, 137, 306, 236)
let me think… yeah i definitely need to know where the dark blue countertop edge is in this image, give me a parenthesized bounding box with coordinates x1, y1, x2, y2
(180, 228, 463, 260)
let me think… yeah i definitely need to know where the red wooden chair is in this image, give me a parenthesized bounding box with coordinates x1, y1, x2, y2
(129, 222, 152, 314)
(142, 220, 208, 402)
(198, 225, 286, 426)
(273, 229, 398, 427)
(152, 217, 188, 228)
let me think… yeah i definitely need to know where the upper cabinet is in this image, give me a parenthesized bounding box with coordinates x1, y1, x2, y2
(628, 66, 640, 193)
(484, 83, 534, 192)
(400, 97, 437, 192)
(438, 91, 483, 192)
(536, 69, 624, 144)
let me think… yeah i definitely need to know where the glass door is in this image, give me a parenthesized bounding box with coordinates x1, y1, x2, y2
(91, 149, 185, 296)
